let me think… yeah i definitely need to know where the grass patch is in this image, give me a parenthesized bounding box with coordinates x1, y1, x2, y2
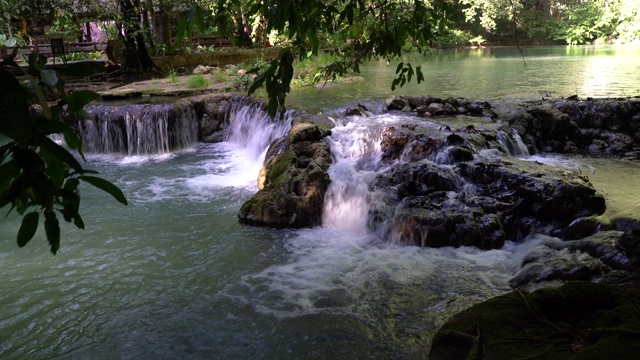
(213, 73, 228, 83)
(168, 69, 179, 84)
(187, 75, 209, 88)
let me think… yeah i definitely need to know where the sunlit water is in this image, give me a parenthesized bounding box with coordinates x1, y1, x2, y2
(2, 46, 640, 359)
(287, 45, 640, 109)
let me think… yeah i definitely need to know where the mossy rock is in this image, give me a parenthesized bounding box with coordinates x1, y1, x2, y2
(429, 281, 640, 360)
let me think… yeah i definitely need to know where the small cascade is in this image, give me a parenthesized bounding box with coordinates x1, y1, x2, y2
(224, 97, 292, 159)
(498, 129, 530, 158)
(79, 104, 198, 155)
(322, 116, 393, 233)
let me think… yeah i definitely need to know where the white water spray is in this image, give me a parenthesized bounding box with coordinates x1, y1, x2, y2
(224, 98, 291, 160)
(322, 116, 394, 233)
(184, 99, 292, 190)
(497, 129, 530, 158)
(81, 104, 198, 155)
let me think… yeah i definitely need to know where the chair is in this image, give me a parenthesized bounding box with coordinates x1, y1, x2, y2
(49, 33, 67, 64)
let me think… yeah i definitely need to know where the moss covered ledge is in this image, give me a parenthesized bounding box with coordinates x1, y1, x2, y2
(428, 281, 640, 360)
(237, 114, 334, 228)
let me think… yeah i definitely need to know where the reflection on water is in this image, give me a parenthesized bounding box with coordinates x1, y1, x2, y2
(288, 45, 640, 109)
(2, 46, 640, 359)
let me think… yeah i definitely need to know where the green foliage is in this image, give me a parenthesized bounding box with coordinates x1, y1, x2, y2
(392, 62, 425, 91)
(291, 52, 338, 86)
(0, 34, 24, 47)
(0, 51, 127, 254)
(247, 0, 458, 116)
(168, 68, 180, 83)
(173, 4, 207, 51)
(49, 10, 83, 41)
(101, 21, 122, 41)
(187, 74, 210, 88)
(213, 72, 228, 83)
(248, 48, 294, 118)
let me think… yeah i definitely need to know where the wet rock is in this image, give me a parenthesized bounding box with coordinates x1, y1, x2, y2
(509, 246, 608, 288)
(447, 146, 474, 162)
(415, 105, 430, 114)
(617, 225, 640, 266)
(490, 97, 640, 155)
(429, 281, 640, 360)
(562, 217, 600, 240)
(372, 158, 606, 249)
(510, 230, 640, 289)
(443, 103, 457, 114)
(428, 103, 445, 115)
(238, 115, 333, 228)
(344, 107, 364, 116)
(386, 96, 408, 111)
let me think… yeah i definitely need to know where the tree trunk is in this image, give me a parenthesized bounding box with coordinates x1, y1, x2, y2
(119, 0, 156, 72)
(143, 0, 155, 49)
(155, 0, 171, 46)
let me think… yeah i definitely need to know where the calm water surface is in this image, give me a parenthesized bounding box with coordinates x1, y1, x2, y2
(1, 46, 640, 359)
(288, 45, 640, 109)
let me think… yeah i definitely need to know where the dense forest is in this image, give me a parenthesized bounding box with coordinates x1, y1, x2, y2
(2, 0, 640, 50)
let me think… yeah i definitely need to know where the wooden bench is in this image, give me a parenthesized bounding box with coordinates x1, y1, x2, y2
(5, 40, 106, 62)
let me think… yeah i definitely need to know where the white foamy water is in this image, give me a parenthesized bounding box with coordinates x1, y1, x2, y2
(322, 115, 404, 232)
(82, 100, 291, 204)
(222, 113, 528, 342)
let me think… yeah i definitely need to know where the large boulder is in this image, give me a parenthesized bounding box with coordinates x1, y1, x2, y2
(238, 115, 334, 227)
(372, 158, 605, 249)
(429, 281, 640, 360)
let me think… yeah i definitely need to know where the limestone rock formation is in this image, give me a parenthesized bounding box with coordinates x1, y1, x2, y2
(238, 115, 334, 227)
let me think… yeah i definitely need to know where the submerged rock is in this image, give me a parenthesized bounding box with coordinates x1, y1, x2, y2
(509, 226, 640, 289)
(238, 115, 334, 228)
(429, 281, 640, 360)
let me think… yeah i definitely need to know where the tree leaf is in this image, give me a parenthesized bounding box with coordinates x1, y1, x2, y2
(79, 175, 128, 205)
(64, 90, 100, 113)
(248, 72, 266, 95)
(40, 146, 66, 189)
(40, 136, 83, 173)
(44, 211, 60, 254)
(194, 5, 206, 33)
(0, 69, 33, 146)
(0, 158, 20, 196)
(396, 62, 404, 74)
(17, 211, 39, 247)
(416, 66, 425, 83)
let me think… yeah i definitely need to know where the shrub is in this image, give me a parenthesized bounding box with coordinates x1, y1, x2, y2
(187, 74, 209, 88)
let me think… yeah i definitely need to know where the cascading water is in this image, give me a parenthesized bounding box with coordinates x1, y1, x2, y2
(498, 129, 530, 157)
(79, 103, 198, 155)
(220, 112, 526, 357)
(224, 97, 292, 160)
(322, 117, 388, 233)
(4, 48, 640, 360)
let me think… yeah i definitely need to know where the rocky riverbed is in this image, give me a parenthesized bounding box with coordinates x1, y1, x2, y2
(233, 94, 640, 358)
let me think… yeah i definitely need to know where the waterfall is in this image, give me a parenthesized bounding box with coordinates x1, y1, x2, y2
(322, 116, 390, 233)
(79, 103, 198, 155)
(498, 129, 530, 158)
(224, 97, 292, 160)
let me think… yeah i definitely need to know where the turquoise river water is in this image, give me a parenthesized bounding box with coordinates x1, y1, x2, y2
(1, 45, 640, 359)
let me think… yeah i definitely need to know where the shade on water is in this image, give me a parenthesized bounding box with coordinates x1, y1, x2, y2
(1, 45, 640, 359)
